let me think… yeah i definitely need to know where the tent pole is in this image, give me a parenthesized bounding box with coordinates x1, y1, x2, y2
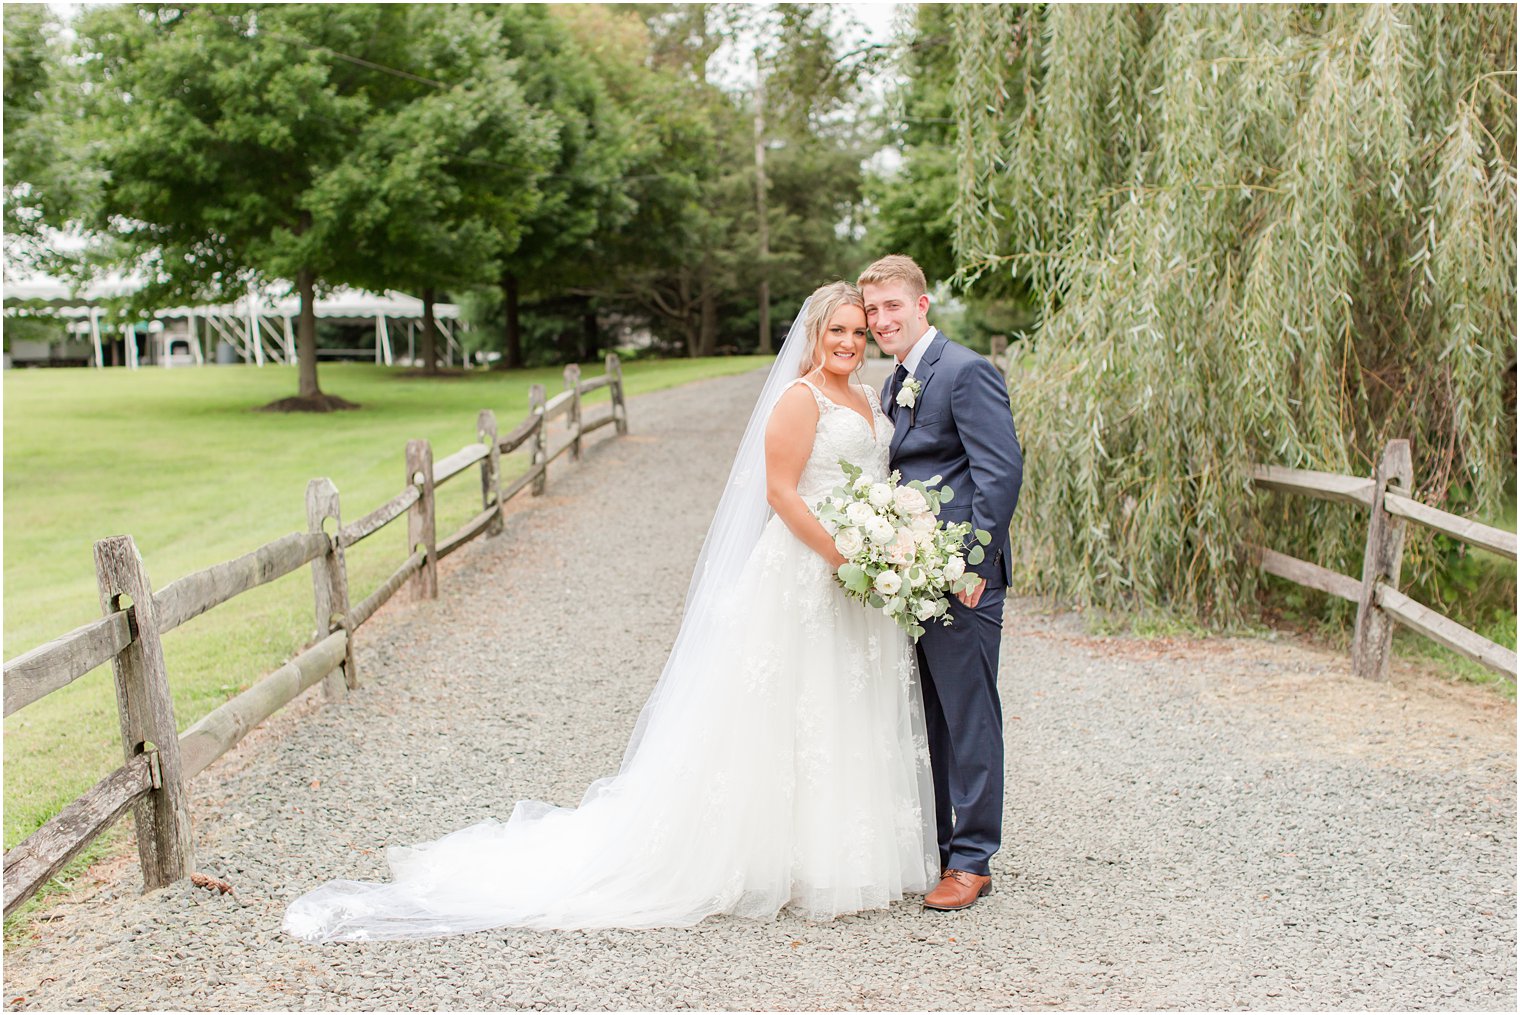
(90, 309, 104, 368)
(188, 311, 204, 365)
(246, 298, 265, 367)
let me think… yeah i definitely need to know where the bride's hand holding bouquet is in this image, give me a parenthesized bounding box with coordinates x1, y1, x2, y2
(814, 459, 992, 639)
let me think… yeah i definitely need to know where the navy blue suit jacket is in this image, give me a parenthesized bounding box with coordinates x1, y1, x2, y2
(884, 331, 1022, 585)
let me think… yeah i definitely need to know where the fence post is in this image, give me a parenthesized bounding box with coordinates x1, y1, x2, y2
(406, 439, 438, 599)
(477, 409, 503, 536)
(606, 352, 628, 435)
(564, 363, 583, 461)
(529, 383, 548, 495)
(1352, 439, 1413, 681)
(306, 478, 354, 697)
(93, 535, 194, 890)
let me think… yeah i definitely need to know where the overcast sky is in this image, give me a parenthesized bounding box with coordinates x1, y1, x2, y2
(707, 2, 907, 91)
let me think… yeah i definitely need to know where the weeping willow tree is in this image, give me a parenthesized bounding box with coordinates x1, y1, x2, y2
(948, 4, 1516, 625)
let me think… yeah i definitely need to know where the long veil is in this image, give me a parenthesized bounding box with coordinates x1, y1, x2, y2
(283, 302, 829, 940)
(616, 299, 813, 768)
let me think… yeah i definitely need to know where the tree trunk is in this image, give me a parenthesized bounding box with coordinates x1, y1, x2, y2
(581, 300, 598, 363)
(498, 272, 522, 370)
(254, 215, 354, 410)
(420, 287, 438, 376)
(698, 257, 717, 358)
(296, 265, 321, 397)
(754, 52, 771, 355)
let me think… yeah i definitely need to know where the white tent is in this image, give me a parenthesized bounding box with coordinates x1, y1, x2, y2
(3, 272, 462, 369)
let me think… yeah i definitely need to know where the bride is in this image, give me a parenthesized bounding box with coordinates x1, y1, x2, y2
(284, 281, 937, 940)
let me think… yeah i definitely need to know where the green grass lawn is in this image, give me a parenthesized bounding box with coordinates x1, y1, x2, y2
(3, 357, 767, 855)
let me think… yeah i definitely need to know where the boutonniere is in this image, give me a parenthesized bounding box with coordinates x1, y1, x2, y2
(896, 376, 922, 423)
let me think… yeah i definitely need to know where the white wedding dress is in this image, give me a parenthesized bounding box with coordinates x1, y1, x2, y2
(284, 377, 936, 941)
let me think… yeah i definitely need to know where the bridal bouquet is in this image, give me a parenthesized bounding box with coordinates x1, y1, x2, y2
(814, 459, 992, 639)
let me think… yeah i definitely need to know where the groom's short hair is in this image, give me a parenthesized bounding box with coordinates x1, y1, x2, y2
(858, 255, 927, 299)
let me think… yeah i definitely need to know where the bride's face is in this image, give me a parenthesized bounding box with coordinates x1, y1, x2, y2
(815, 304, 870, 377)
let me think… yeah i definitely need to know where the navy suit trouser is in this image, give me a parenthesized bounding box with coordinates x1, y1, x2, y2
(915, 571, 1006, 876)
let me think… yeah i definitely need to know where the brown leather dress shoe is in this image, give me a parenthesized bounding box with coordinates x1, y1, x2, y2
(923, 869, 992, 911)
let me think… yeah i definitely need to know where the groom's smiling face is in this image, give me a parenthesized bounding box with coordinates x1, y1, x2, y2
(861, 281, 931, 362)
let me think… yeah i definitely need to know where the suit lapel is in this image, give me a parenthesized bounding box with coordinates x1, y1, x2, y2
(889, 331, 948, 460)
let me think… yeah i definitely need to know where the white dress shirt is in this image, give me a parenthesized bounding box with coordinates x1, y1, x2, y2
(899, 325, 940, 377)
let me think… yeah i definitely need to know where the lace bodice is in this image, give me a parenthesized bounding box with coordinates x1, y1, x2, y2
(789, 378, 892, 502)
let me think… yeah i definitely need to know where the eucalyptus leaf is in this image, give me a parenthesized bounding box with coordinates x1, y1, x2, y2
(838, 562, 870, 594)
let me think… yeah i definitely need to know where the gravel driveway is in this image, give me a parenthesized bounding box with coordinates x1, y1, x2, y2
(4, 366, 1514, 1011)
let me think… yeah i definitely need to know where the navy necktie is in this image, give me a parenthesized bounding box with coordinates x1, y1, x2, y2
(887, 363, 908, 419)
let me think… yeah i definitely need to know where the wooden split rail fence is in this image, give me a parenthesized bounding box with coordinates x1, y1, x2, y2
(1, 356, 630, 917)
(1249, 438, 1517, 682)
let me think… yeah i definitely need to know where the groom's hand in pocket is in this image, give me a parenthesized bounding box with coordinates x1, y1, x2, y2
(956, 576, 987, 609)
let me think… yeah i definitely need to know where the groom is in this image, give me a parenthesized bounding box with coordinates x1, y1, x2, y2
(859, 254, 1022, 912)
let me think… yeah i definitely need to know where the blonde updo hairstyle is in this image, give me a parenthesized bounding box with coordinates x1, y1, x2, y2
(797, 280, 866, 379)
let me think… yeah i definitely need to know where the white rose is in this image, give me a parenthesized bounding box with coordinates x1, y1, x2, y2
(885, 529, 917, 565)
(853, 475, 873, 493)
(834, 527, 865, 558)
(944, 556, 966, 581)
(867, 483, 893, 509)
(896, 382, 917, 409)
(894, 486, 929, 515)
(866, 516, 896, 545)
(914, 598, 938, 621)
(874, 569, 902, 596)
(910, 511, 936, 533)
(845, 501, 874, 527)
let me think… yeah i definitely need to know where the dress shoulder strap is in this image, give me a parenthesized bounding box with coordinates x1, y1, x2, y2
(860, 382, 882, 412)
(788, 376, 833, 412)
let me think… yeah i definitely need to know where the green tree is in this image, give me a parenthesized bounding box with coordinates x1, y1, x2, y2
(67, 3, 438, 409)
(318, 5, 558, 374)
(482, 4, 637, 370)
(948, 4, 1516, 624)
(434, 4, 683, 369)
(867, 3, 1036, 348)
(562, 3, 744, 359)
(3, 5, 92, 275)
(743, 3, 880, 351)
(448, 2, 887, 366)
(547, 3, 726, 360)
(3, 3, 54, 260)
(592, 2, 883, 357)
